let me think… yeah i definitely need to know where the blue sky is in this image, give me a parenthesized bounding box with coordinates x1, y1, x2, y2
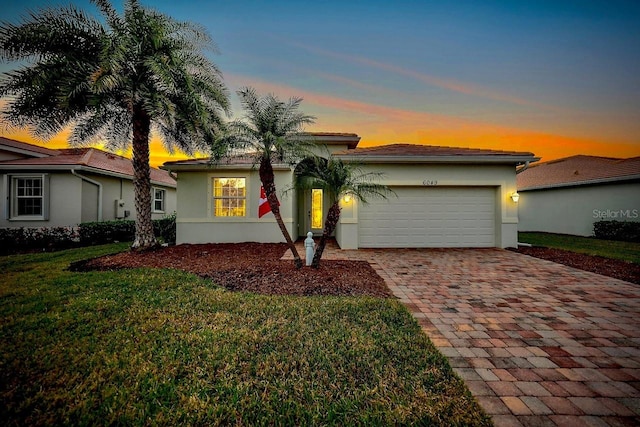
(2, 0, 639, 164)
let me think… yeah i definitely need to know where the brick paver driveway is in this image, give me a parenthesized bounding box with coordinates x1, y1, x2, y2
(317, 246, 640, 426)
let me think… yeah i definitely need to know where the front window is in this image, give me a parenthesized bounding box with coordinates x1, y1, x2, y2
(11, 176, 46, 219)
(213, 178, 246, 217)
(153, 187, 165, 212)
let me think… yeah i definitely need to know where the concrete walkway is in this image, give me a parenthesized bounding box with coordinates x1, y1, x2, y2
(287, 243, 640, 426)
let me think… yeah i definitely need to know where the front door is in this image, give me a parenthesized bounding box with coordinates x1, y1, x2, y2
(303, 188, 324, 236)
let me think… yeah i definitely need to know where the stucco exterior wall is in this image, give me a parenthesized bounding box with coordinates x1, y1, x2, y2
(75, 172, 176, 222)
(1, 170, 176, 228)
(335, 197, 358, 249)
(156, 184, 177, 219)
(335, 163, 520, 249)
(173, 160, 522, 248)
(518, 181, 640, 236)
(1, 172, 82, 228)
(81, 180, 99, 223)
(175, 168, 296, 245)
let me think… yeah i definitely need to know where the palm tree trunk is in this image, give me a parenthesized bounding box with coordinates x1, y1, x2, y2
(130, 104, 157, 251)
(311, 201, 341, 268)
(259, 157, 302, 269)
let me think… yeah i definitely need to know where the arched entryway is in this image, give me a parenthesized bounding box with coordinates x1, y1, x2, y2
(294, 157, 330, 237)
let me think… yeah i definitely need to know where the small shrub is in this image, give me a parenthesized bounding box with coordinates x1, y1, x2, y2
(1, 215, 177, 254)
(593, 220, 640, 243)
(78, 214, 176, 246)
(0, 226, 79, 254)
(153, 212, 176, 245)
(78, 220, 136, 245)
(0, 228, 25, 254)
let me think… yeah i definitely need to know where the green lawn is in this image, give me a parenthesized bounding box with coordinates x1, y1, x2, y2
(518, 232, 640, 264)
(0, 244, 489, 426)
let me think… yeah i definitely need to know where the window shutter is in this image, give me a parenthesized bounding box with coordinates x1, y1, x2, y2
(3, 175, 8, 220)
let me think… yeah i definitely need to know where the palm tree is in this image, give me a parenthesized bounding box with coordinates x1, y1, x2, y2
(0, 0, 230, 250)
(295, 156, 391, 268)
(214, 87, 315, 268)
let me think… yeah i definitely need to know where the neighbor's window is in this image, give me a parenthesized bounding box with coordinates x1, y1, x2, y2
(213, 178, 246, 217)
(10, 175, 48, 219)
(153, 187, 165, 212)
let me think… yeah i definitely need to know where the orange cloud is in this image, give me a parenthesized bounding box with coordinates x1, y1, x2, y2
(3, 75, 639, 167)
(228, 74, 640, 162)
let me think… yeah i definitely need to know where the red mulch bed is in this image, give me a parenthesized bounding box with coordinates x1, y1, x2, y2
(72, 242, 638, 295)
(73, 242, 391, 297)
(513, 246, 640, 285)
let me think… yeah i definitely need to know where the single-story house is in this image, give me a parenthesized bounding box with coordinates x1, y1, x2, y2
(517, 155, 640, 236)
(0, 137, 176, 228)
(162, 133, 538, 249)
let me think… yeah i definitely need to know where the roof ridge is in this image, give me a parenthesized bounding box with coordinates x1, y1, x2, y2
(616, 156, 640, 163)
(0, 137, 62, 156)
(545, 154, 621, 164)
(80, 148, 95, 166)
(364, 142, 508, 150)
(342, 143, 535, 156)
(0, 146, 175, 186)
(61, 146, 140, 167)
(302, 131, 359, 137)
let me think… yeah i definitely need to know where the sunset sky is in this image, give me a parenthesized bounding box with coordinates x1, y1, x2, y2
(1, 0, 639, 167)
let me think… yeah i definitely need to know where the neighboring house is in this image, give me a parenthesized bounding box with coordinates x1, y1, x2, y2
(163, 133, 537, 249)
(517, 155, 640, 236)
(0, 137, 176, 228)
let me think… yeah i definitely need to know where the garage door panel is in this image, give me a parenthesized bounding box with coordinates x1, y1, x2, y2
(359, 187, 496, 248)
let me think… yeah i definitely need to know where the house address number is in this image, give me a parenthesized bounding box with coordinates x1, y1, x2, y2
(422, 179, 438, 186)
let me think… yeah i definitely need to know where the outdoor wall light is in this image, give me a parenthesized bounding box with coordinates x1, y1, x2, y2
(343, 194, 352, 203)
(511, 191, 520, 203)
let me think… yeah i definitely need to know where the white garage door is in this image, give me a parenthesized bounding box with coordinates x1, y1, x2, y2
(359, 187, 496, 248)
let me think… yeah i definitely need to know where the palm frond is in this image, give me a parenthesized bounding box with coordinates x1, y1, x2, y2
(226, 87, 316, 165)
(69, 104, 131, 148)
(0, 5, 103, 62)
(91, 0, 121, 31)
(294, 156, 392, 203)
(4, 0, 229, 150)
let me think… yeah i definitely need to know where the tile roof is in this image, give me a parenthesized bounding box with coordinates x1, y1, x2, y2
(334, 143, 536, 158)
(165, 143, 538, 169)
(0, 147, 176, 186)
(300, 132, 360, 149)
(517, 155, 640, 190)
(163, 153, 293, 170)
(0, 136, 60, 157)
(303, 132, 360, 138)
(164, 154, 255, 167)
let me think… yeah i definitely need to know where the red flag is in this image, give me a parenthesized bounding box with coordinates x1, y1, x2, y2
(258, 186, 272, 218)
